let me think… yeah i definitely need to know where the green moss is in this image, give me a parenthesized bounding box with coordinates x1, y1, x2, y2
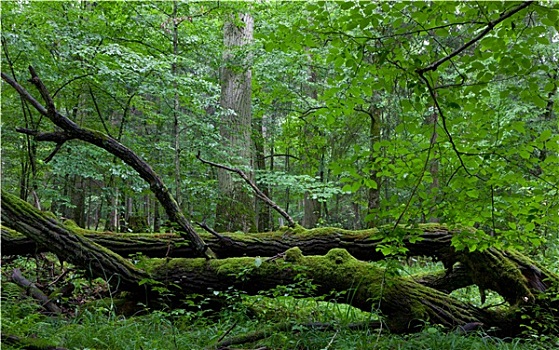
(325, 248, 355, 265)
(63, 219, 79, 228)
(285, 247, 303, 262)
(86, 127, 112, 142)
(43, 211, 58, 220)
(1, 225, 21, 238)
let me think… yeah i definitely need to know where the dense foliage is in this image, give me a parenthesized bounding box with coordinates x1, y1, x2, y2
(2, 1, 558, 249)
(2, 2, 559, 348)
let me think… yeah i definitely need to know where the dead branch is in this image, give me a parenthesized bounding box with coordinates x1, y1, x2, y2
(196, 152, 296, 227)
(11, 268, 62, 314)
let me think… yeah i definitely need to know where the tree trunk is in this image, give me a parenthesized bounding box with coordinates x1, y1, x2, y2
(425, 104, 440, 223)
(4, 191, 558, 337)
(215, 13, 256, 232)
(301, 55, 321, 228)
(171, 0, 183, 209)
(254, 114, 271, 231)
(3, 222, 457, 261)
(366, 99, 382, 228)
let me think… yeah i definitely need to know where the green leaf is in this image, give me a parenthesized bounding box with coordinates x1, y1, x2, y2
(363, 178, 378, 189)
(519, 150, 531, 159)
(539, 129, 552, 141)
(466, 189, 479, 198)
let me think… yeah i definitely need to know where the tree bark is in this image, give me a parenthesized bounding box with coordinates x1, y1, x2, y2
(366, 99, 382, 228)
(11, 268, 62, 314)
(143, 247, 498, 334)
(253, 114, 272, 231)
(216, 13, 256, 233)
(4, 191, 558, 336)
(3, 222, 457, 262)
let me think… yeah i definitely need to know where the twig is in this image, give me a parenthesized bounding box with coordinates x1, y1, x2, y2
(323, 329, 339, 350)
(216, 321, 239, 343)
(197, 221, 236, 246)
(417, 72, 477, 179)
(196, 152, 296, 227)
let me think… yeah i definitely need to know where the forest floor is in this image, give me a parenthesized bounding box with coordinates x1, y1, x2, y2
(2, 253, 559, 350)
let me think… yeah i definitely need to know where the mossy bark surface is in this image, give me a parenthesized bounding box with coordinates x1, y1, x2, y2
(3, 191, 558, 336)
(1, 190, 149, 294)
(3, 223, 457, 261)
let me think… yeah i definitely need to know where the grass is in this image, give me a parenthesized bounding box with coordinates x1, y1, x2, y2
(2, 254, 559, 349)
(3, 285, 558, 349)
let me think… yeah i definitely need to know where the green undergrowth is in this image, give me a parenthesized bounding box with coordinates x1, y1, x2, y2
(2, 294, 557, 349)
(2, 284, 558, 349)
(2, 254, 558, 349)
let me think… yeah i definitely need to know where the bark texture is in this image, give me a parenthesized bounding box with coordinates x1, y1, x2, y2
(3, 222, 456, 261)
(216, 13, 256, 232)
(3, 191, 558, 336)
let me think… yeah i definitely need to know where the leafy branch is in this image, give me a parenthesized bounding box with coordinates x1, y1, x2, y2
(416, 1, 534, 74)
(415, 1, 535, 178)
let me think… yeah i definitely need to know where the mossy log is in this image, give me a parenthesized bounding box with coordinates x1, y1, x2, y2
(1, 191, 149, 294)
(140, 247, 503, 333)
(2, 191, 558, 335)
(3, 221, 455, 262)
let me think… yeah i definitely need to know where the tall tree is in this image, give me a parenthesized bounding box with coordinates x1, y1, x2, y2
(215, 12, 256, 232)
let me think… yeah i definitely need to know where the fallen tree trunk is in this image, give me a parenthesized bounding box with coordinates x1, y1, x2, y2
(143, 247, 505, 333)
(3, 191, 558, 336)
(2, 224, 475, 294)
(1, 191, 149, 294)
(2, 222, 455, 262)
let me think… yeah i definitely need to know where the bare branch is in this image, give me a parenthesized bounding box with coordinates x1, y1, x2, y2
(11, 268, 62, 314)
(196, 152, 296, 228)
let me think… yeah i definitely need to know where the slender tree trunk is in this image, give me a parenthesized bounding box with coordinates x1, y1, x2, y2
(172, 0, 182, 209)
(366, 99, 382, 228)
(215, 13, 256, 232)
(153, 198, 161, 232)
(301, 57, 321, 228)
(254, 115, 271, 231)
(426, 103, 440, 223)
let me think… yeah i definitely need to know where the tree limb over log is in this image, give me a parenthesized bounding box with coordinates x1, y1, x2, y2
(1, 68, 215, 259)
(196, 152, 296, 227)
